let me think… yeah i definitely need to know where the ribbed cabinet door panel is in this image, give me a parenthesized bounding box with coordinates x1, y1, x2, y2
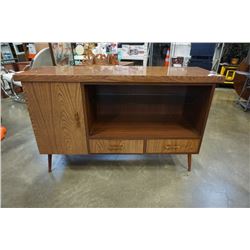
(23, 82, 88, 154)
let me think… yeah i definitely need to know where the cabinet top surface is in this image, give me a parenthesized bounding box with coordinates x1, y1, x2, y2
(14, 66, 224, 83)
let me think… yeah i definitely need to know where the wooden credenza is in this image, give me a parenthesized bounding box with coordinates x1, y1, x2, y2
(14, 66, 224, 172)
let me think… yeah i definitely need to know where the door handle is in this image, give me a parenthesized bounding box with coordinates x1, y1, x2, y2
(74, 112, 81, 127)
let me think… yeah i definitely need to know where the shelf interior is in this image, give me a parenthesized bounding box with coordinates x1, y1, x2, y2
(84, 85, 212, 139)
(89, 120, 200, 139)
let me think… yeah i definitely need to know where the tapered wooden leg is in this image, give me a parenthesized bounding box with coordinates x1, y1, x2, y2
(187, 154, 192, 171)
(48, 154, 52, 173)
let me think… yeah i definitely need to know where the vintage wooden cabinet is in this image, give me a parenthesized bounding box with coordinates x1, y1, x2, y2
(14, 66, 224, 172)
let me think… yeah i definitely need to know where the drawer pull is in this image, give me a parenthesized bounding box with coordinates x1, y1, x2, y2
(107, 145, 124, 151)
(146, 139, 199, 153)
(89, 140, 144, 154)
(163, 145, 181, 150)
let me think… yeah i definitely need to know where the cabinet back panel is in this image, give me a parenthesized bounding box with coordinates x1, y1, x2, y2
(85, 85, 188, 122)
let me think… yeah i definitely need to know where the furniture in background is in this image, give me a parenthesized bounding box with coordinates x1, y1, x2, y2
(1, 63, 27, 103)
(1, 48, 53, 103)
(117, 43, 150, 66)
(14, 66, 224, 173)
(49, 43, 73, 66)
(12, 43, 27, 61)
(170, 43, 191, 67)
(148, 43, 171, 66)
(218, 63, 239, 84)
(29, 48, 53, 68)
(1, 43, 16, 63)
(236, 71, 250, 111)
(234, 52, 250, 111)
(49, 43, 134, 66)
(1, 61, 30, 72)
(188, 43, 216, 70)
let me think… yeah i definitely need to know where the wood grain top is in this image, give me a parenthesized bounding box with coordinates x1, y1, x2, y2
(14, 66, 224, 84)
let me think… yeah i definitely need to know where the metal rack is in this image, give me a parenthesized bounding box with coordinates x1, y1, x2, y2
(118, 43, 150, 66)
(236, 71, 250, 111)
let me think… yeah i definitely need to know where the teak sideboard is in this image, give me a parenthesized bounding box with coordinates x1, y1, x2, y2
(14, 66, 224, 172)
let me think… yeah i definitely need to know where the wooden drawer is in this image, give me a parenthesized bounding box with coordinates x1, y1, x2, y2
(89, 139, 144, 154)
(146, 139, 200, 153)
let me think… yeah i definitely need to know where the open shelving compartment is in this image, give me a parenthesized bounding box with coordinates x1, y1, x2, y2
(83, 84, 213, 139)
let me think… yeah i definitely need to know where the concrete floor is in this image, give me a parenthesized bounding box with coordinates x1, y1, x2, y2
(1, 88, 250, 207)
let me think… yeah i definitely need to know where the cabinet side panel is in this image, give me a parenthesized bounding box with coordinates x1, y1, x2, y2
(182, 85, 215, 152)
(23, 82, 88, 154)
(183, 85, 215, 134)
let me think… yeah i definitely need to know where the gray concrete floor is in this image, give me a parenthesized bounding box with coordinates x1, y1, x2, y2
(1, 88, 250, 207)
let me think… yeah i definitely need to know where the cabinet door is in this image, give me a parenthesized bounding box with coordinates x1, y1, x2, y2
(23, 82, 88, 154)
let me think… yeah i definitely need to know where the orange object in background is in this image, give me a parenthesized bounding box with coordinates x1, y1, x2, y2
(27, 43, 37, 60)
(28, 53, 36, 59)
(1, 126, 7, 140)
(164, 48, 170, 67)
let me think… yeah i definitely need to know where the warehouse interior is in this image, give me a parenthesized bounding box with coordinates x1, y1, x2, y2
(1, 42, 250, 208)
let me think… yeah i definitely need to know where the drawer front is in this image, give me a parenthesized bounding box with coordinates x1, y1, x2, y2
(89, 139, 144, 154)
(146, 139, 200, 153)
